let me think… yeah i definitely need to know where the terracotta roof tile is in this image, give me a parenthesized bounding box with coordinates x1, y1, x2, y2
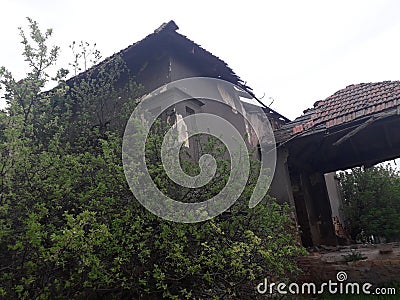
(274, 81, 400, 142)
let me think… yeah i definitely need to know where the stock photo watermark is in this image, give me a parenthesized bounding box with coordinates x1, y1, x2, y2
(257, 271, 397, 296)
(122, 77, 276, 223)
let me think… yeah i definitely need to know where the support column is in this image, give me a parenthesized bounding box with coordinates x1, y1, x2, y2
(289, 165, 338, 247)
(289, 166, 314, 247)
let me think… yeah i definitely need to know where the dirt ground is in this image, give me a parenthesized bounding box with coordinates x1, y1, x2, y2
(299, 243, 400, 285)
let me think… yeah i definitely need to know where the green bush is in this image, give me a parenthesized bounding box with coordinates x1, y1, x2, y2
(339, 165, 400, 243)
(0, 18, 306, 299)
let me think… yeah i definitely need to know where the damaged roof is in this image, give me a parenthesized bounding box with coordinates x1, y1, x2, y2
(70, 20, 251, 95)
(68, 20, 289, 122)
(275, 81, 400, 143)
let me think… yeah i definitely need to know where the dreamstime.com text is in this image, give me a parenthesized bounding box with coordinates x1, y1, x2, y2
(257, 271, 397, 296)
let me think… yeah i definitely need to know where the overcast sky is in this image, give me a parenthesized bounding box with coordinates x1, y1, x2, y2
(2, 0, 400, 121)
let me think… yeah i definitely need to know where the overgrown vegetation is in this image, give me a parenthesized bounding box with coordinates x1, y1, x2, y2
(0, 18, 305, 299)
(339, 164, 400, 243)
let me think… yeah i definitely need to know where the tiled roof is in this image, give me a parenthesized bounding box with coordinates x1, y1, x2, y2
(275, 81, 400, 142)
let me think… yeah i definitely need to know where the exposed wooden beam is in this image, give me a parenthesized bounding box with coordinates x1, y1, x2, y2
(332, 113, 390, 147)
(332, 117, 375, 147)
(322, 146, 400, 173)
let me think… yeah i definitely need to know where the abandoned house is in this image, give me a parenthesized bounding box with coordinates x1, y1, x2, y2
(65, 20, 400, 248)
(274, 81, 400, 247)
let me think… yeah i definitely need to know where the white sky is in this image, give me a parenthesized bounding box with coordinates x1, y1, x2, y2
(1, 0, 400, 122)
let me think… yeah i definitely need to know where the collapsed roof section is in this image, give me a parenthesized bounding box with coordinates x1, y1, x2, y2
(67, 20, 289, 123)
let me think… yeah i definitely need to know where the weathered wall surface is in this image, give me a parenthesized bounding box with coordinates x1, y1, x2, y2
(269, 148, 295, 206)
(325, 173, 344, 223)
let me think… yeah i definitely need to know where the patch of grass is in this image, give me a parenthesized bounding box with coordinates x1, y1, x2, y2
(342, 249, 367, 263)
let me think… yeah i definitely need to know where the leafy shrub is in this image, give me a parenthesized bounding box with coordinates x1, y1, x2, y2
(0, 18, 306, 299)
(338, 165, 400, 243)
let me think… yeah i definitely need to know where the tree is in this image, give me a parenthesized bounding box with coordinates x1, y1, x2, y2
(338, 164, 400, 243)
(0, 18, 305, 299)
